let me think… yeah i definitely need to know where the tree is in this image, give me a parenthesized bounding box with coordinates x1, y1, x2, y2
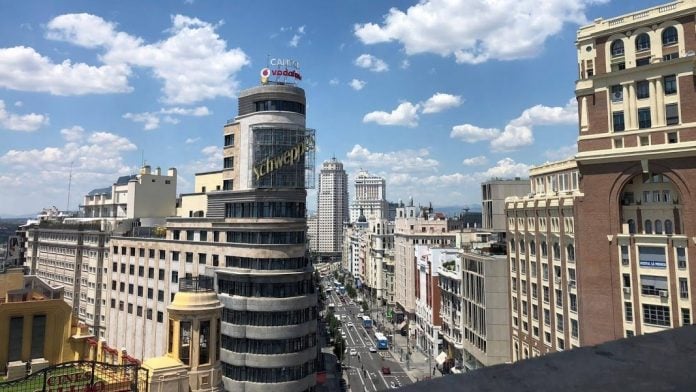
(333, 335, 346, 360)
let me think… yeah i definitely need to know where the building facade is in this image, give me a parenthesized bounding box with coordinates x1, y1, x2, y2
(574, 0, 696, 345)
(481, 179, 530, 241)
(506, 159, 580, 360)
(349, 170, 389, 223)
(316, 158, 348, 256)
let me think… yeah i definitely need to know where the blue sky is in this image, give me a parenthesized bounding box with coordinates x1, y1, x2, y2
(0, 0, 670, 216)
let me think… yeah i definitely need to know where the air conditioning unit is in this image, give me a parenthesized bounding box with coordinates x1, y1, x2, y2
(623, 287, 631, 294)
(659, 290, 669, 298)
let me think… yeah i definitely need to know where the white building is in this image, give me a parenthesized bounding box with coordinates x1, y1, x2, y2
(349, 170, 389, 223)
(316, 158, 348, 255)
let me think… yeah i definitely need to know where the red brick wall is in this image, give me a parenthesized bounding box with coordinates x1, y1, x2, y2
(578, 137, 611, 152)
(651, 132, 665, 145)
(624, 135, 637, 148)
(576, 157, 696, 346)
(588, 91, 609, 135)
(595, 36, 607, 75)
(678, 75, 696, 123)
(677, 16, 696, 54)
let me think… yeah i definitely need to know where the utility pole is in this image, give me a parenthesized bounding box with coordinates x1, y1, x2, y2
(66, 161, 74, 212)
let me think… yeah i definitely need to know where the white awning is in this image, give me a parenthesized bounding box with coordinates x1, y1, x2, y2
(436, 352, 448, 366)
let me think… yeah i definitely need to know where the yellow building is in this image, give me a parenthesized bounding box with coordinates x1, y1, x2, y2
(0, 268, 92, 379)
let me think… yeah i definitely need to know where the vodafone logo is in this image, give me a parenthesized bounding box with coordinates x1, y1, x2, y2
(260, 68, 271, 78)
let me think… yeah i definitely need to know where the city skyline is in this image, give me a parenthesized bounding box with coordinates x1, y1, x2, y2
(0, 0, 670, 216)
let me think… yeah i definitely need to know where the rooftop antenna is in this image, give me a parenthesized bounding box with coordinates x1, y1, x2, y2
(66, 161, 74, 212)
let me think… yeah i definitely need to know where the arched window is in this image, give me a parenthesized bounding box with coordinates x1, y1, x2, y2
(567, 244, 575, 261)
(662, 26, 678, 45)
(628, 219, 636, 234)
(611, 40, 625, 57)
(665, 220, 673, 235)
(553, 242, 561, 260)
(541, 241, 548, 257)
(636, 33, 651, 52)
(645, 219, 653, 234)
(530, 240, 536, 256)
(655, 220, 663, 234)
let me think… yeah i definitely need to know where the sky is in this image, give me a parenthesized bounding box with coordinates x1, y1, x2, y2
(0, 0, 672, 216)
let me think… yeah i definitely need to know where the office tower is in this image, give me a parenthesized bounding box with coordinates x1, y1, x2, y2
(349, 170, 388, 223)
(316, 158, 348, 256)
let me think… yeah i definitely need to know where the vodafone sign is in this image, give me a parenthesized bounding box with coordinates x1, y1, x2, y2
(260, 57, 302, 84)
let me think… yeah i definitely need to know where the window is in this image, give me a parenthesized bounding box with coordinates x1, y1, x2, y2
(567, 244, 575, 262)
(159, 269, 165, 280)
(147, 288, 153, 299)
(147, 308, 153, 320)
(610, 40, 624, 57)
(666, 104, 679, 125)
(200, 231, 207, 242)
(541, 241, 548, 257)
(610, 85, 623, 102)
(557, 338, 565, 351)
(138, 286, 143, 297)
(625, 302, 633, 322)
(138, 266, 144, 277)
(128, 284, 134, 294)
(199, 320, 210, 364)
(635, 33, 651, 52)
(532, 283, 538, 299)
(137, 306, 143, 317)
(158, 290, 164, 301)
(543, 286, 550, 303)
(127, 303, 133, 314)
(663, 52, 679, 61)
(199, 253, 207, 264)
(640, 135, 650, 147)
(224, 134, 234, 147)
(662, 26, 678, 45)
(148, 267, 154, 279)
(664, 75, 677, 95)
(556, 313, 564, 332)
(571, 319, 579, 339)
(677, 248, 686, 269)
(643, 304, 670, 326)
(224, 157, 234, 169)
(159, 250, 166, 260)
(636, 81, 649, 99)
(655, 219, 663, 234)
(8, 317, 23, 361)
(612, 62, 626, 71)
(636, 57, 651, 67)
(570, 293, 577, 312)
(638, 108, 651, 129)
(172, 271, 179, 283)
(623, 273, 631, 288)
(223, 180, 233, 191)
(157, 311, 164, 323)
(682, 308, 691, 325)
(529, 240, 536, 256)
(640, 275, 668, 296)
(667, 132, 678, 144)
(680, 278, 689, 299)
(544, 309, 550, 325)
(30, 315, 46, 358)
(186, 252, 193, 263)
(555, 289, 563, 307)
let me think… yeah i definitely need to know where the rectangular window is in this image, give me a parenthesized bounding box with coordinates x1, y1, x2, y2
(532, 283, 538, 299)
(138, 266, 144, 277)
(682, 308, 691, 325)
(643, 304, 670, 326)
(625, 302, 633, 322)
(172, 271, 179, 283)
(199, 253, 207, 264)
(636, 57, 650, 67)
(570, 293, 578, 312)
(668, 132, 678, 144)
(641, 275, 668, 296)
(638, 246, 666, 269)
(571, 319, 579, 339)
(543, 286, 550, 303)
(148, 267, 155, 279)
(555, 289, 563, 307)
(663, 52, 679, 61)
(223, 157, 234, 169)
(172, 251, 179, 262)
(638, 108, 651, 129)
(200, 231, 207, 242)
(223, 180, 233, 191)
(138, 285, 143, 297)
(224, 134, 234, 147)
(636, 81, 649, 99)
(137, 306, 143, 317)
(677, 248, 687, 269)
(158, 290, 164, 301)
(610, 85, 623, 102)
(199, 320, 210, 364)
(186, 252, 193, 263)
(680, 278, 689, 299)
(159, 269, 165, 280)
(159, 250, 166, 260)
(147, 308, 153, 320)
(149, 249, 155, 258)
(544, 309, 550, 326)
(666, 103, 679, 125)
(157, 311, 164, 323)
(556, 313, 564, 332)
(8, 317, 23, 361)
(147, 288, 153, 299)
(613, 111, 625, 132)
(664, 75, 677, 95)
(30, 315, 46, 358)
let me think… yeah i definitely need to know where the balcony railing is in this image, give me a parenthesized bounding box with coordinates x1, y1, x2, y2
(179, 276, 215, 292)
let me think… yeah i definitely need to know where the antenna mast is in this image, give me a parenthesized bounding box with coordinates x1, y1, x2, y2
(66, 161, 74, 212)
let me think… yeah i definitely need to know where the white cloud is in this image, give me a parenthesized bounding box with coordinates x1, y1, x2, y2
(400, 59, 410, 69)
(185, 137, 200, 144)
(462, 156, 488, 166)
(14, 101, 23, 107)
(289, 25, 306, 47)
(354, 0, 602, 64)
(480, 158, 531, 179)
(450, 124, 500, 143)
(60, 126, 85, 142)
(363, 102, 419, 127)
(345, 144, 439, 173)
(43, 13, 249, 103)
(0, 46, 132, 95)
(0, 100, 49, 132)
(451, 98, 578, 151)
(545, 143, 577, 161)
(354, 54, 389, 72)
(421, 93, 462, 114)
(123, 105, 211, 130)
(329, 78, 340, 85)
(349, 79, 366, 91)
(123, 112, 160, 131)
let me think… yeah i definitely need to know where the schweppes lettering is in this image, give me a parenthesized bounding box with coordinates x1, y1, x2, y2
(253, 138, 312, 181)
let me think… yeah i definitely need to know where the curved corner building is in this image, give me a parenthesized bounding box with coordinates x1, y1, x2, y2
(210, 84, 318, 392)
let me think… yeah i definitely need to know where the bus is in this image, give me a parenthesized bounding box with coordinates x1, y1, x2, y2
(361, 315, 372, 328)
(375, 332, 389, 350)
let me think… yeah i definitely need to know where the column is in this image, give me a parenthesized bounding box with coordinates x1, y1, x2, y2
(649, 79, 658, 127)
(625, 83, 636, 130)
(654, 77, 665, 126)
(580, 96, 588, 132)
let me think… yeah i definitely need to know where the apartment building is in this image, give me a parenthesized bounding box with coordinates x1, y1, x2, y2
(363, 217, 394, 304)
(481, 179, 530, 242)
(349, 170, 389, 223)
(439, 250, 510, 373)
(394, 203, 455, 320)
(574, 0, 696, 344)
(506, 159, 580, 360)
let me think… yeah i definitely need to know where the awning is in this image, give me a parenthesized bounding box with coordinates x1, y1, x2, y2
(398, 321, 408, 331)
(436, 352, 448, 366)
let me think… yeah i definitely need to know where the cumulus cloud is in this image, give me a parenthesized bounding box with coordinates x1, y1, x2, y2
(349, 79, 366, 91)
(185, 137, 200, 144)
(329, 78, 340, 85)
(289, 25, 306, 47)
(421, 93, 462, 114)
(33, 13, 249, 103)
(462, 156, 488, 166)
(354, 54, 389, 72)
(123, 105, 211, 130)
(450, 124, 500, 143)
(451, 98, 577, 151)
(480, 158, 531, 179)
(354, 0, 603, 64)
(400, 59, 410, 69)
(545, 143, 578, 161)
(345, 144, 438, 173)
(363, 102, 419, 127)
(0, 100, 49, 132)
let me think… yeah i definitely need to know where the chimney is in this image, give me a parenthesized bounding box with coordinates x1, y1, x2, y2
(141, 165, 151, 175)
(155, 167, 161, 175)
(167, 168, 177, 178)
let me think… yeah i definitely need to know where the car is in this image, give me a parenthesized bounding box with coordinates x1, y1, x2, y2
(350, 349, 358, 356)
(347, 322, 354, 327)
(341, 332, 347, 339)
(381, 367, 391, 375)
(357, 313, 363, 318)
(369, 346, 377, 353)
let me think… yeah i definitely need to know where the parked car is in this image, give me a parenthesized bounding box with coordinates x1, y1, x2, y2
(347, 322, 354, 327)
(381, 367, 391, 375)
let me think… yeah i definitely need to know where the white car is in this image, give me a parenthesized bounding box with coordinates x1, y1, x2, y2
(347, 322, 354, 327)
(357, 313, 363, 318)
(369, 346, 377, 353)
(349, 349, 358, 356)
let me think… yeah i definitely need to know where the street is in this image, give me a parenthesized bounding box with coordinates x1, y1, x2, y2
(328, 289, 412, 391)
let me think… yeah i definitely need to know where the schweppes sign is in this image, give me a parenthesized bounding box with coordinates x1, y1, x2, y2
(253, 136, 314, 181)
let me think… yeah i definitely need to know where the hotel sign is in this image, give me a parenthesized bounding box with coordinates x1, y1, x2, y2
(253, 135, 314, 181)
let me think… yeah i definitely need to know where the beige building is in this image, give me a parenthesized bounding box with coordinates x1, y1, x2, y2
(506, 159, 580, 360)
(394, 203, 455, 319)
(573, 0, 696, 345)
(177, 170, 223, 218)
(363, 217, 394, 304)
(316, 158, 348, 256)
(349, 170, 389, 223)
(481, 178, 530, 241)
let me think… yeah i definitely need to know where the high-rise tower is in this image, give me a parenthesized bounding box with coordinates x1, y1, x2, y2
(316, 158, 348, 257)
(349, 170, 388, 223)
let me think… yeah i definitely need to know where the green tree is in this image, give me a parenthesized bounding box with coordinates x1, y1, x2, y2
(333, 336, 346, 360)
